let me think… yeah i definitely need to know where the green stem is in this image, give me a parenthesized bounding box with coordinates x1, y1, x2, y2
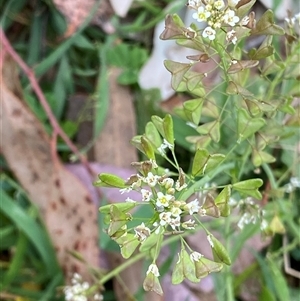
(262, 163, 300, 241)
(262, 163, 277, 189)
(225, 217, 235, 301)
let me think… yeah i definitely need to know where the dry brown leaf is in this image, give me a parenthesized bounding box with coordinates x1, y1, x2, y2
(94, 67, 137, 168)
(53, 0, 114, 37)
(0, 56, 99, 281)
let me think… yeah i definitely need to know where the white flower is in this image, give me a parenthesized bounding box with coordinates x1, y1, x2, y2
(228, 197, 237, 207)
(150, 159, 158, 169)
(223, 9, 240, 26)
(157, 139, 174, 155)
(187, 0, 201, 9)
(237, 212, 256, 229)
(186, 199, 200, 215)
(119, 187, 132, 194)
(161, 177, 174, 189)
(214, 0, 225, 10)
(134, 222, 151, 241)
(170, 206, 182, 217)
(202, 26, 216, 40)
(159, 211, 172, 226)
(284, 183, 294, 193)
(163, 138, 174, 149)
(169, 216, 181, 230)
(141, 189, 152, 202)
(295, 13, 300, 25)
(241, 16, 250, 26)
(145, 172, 159, 187)
(228, 0, 240, 8)
(182, 219, 196, 229)
(175, 180, 187, 191)
(64, 273, 90, 301)
(156, 192, 173, 207)
(193, 6, 211, 23)
(260, 219, 268, 231)
(147, 263, 160, 277)
(207, 234, 214, 247)
(198, 207, 207, 216)
(290, 177, 300, 188)
(125, 197, 136, 203)
(226, 29, 237, 44)
(190, 251, 203, 262)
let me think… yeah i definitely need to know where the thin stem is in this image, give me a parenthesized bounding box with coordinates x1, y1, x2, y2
(225, 217, 235, 301)
(262, 163, 277, 189)
(0, 28, 93, 174)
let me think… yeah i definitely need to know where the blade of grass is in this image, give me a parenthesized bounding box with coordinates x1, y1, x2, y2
(0, 190, 61, 276)
(34, 0, 101, 77)
(93, 36, 115, 138)
(0, 224, 16, 250)
(27, 2, 43, 66)
(1, 231, 28, 290)
(39, 273, 64, 301)
(53, 54, 73, 119)
(0, 0, 27, 30)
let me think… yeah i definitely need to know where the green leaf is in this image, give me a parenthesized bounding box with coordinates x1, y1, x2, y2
(183, 98, 204, 125)
(201, 98, 219, 119)
(118, 234, 140, 259)
(185, 71, 206, 95)
(208, 234, 231, 265)
(192, 149, 225, 177)
(141, 135, 156, 160)
(143, 270, 163, 295)
(248, 36, 274, 60)
(99, 203, 136, 214)
(196, 120, 220, 142)
(159, 14, 187, 40)
(172, 249, 199, 284)
(94, 173, 127, 188)
(151, 116, 165, 138)
(252, 149, 276, 167)
(164, 60, 191, 90)
(215, 186, 231, 217)
(236, 0, 256, 18)
(108, 205, 132, 236)
(226, 81, 254, 97)
(202, 194, 220, 218)
(244, 99, 262, 116)
(227, 60, 259, 74)
(139, 229, 163, 253)
(163, 114, 174, 146)
(237, 108, 266, 142)
(232, 178, 263, 199)
(145, 121, 163, 149)
(194, 256, 223, 278)
(268, 215, 285, 234)
(251, 10, 285, 35)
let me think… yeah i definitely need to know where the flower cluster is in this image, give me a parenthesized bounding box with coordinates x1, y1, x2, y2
(285, 12, 300, 28)
(284, 176, 300, 193)
(64, 273, 103, 301)
(188, 0, 241, 43)
(122, 161, 201, 235)
(230, 197, 267, 231)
